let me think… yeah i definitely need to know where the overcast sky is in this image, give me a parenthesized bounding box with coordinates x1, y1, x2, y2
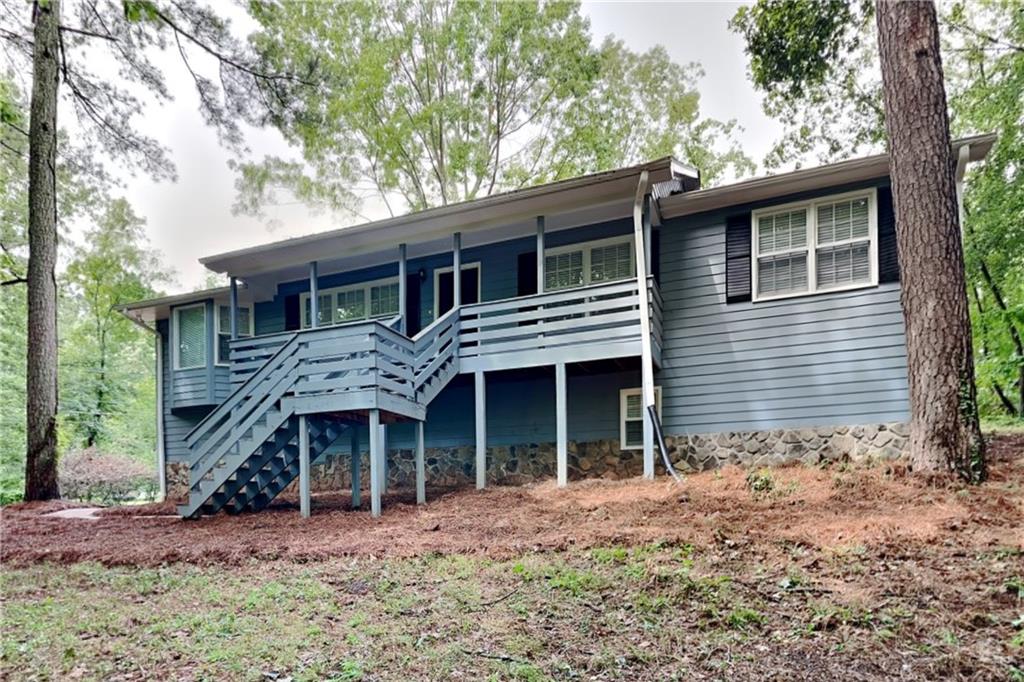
(73, 1, 783, 293)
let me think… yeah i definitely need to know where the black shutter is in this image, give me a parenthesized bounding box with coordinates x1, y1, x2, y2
(284, 294, 300, 331)
(725, 213, 752, 303)
(517, 251, 537, 296)
(878, 186, 900, 283)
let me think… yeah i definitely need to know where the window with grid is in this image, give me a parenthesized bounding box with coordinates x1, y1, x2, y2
(175, 305, 206, 369)
(590, 242, 633, 283)
(815, 197, 871, 289)
(216, 305, 251, 365)
(756, 209, 809, 297)
(752, 191, 877, 301)
(370, 282, 400, 318)
(303, 293, 334, 327)
(545, 251, 584, 291)
(335, 289, 366, 322)
(620, 387, 662, 450)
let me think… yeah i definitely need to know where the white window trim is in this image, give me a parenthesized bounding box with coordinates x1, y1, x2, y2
(433, 262, 482, 320)
(172, 303, 207, 371)
(299, 276, 400, 329)
(751, 188, 878, 303)
(214, 303, 254, 366)
(544, 234, 636, 290)
(619, 386, 662, 451)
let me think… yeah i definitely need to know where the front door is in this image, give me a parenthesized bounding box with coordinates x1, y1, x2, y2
(435, 265, 480, 318)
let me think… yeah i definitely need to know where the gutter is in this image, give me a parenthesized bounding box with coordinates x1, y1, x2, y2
(120, 309, 167, 501)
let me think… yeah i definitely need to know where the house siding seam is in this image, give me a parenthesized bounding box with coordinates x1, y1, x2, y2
(656, 177, 911, 435)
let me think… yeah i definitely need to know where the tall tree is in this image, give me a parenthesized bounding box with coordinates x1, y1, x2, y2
(1, 0, 306, 499)
(730, 0, 987, 480)
(23, 0, 61, 500)
(876, 0, 984, 480)
(235, 0, 752, 221)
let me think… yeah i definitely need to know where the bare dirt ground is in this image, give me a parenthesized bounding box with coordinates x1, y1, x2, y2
(1, 435, 1022, 680)
(3, 436, 1022, 567)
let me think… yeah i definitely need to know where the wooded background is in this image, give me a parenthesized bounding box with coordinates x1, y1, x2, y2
(0, 0, 1020, 501)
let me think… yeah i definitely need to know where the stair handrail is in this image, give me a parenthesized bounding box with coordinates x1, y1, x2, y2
(184, 331, 300, 448)
(410, 306, 461, 398)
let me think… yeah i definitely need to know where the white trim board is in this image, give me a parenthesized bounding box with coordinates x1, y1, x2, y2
(433, 262, 482, 320)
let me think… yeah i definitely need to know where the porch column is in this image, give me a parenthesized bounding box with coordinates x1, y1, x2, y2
(398, 243, 407, 334)
(415, 419, 426, 504)
(369, 409, 382, 517)
(555, 362, 567, 487)
(229, 276, 239, 340)
(536, 216, 545, 293)
(299, 415, 311, 518)
(350, 425, 361, 509)
(452, 232, 462, 308)
(309, 261, 320, 328)
(475, 370, 486, 489)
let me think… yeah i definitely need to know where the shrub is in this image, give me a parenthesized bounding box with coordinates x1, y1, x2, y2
(59, 448, 157, 504)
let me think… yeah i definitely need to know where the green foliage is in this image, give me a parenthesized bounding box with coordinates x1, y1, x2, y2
(946, 0, 1024, 421)
(237, 0, 752, 221)
(729, 0, 882, 168)
(60, 199, 168, 456)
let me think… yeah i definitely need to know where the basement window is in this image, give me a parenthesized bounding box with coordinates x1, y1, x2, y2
(619, 386, 662, 450)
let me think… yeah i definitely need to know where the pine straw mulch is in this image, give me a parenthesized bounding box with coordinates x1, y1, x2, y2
(1, 435, 1021, 568)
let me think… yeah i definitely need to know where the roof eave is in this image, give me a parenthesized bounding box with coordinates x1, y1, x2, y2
(659, 133, 996, 220)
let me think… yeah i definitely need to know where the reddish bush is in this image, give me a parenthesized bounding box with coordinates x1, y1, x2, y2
(59, 448, 157, 504)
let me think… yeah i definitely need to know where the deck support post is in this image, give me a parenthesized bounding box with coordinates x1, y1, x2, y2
(398, 243, 407, 334)
(453, 232, 462, 308)
(415, 419, 426, 504)
(369, 409, 382, 517)
(350, 425, 361, 509)
(309, 261, 320, 328)
(536, 216, 545, 293)
(299, 415, 311, 518)
(229, 276, 239, 340)
(379, 423, 388, 494)
(555, 362, 567, 487)
(475, 370, 486, 489)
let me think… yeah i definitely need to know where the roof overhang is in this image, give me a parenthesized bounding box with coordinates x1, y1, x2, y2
(200, 157, 695, 279)
(658, 133, 995, 220)
(117, 286, 255, 324)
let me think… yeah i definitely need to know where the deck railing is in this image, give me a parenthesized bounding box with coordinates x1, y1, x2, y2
(457, 277, 661, 371)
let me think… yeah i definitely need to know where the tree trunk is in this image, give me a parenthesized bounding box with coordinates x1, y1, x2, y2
(24, 0, 61, 500)
(875, 0, 986, 481)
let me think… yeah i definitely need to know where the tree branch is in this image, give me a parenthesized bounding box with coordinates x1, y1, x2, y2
(152, 4, 315, 86)
(58, 24, 115, 42)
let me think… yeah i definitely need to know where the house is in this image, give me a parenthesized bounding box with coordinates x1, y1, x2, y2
(120, 135, 993, 518)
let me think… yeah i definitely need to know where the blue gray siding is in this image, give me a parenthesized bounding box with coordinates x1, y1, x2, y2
(158, 319, 211, 462)
(657, 179, 910, 434)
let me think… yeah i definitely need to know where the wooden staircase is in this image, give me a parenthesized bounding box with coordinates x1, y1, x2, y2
(178, 310, 461, 518)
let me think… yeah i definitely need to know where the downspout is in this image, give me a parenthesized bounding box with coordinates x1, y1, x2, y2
(955, 143, 971, 233)
(632, 172, 681, 483)
(120, 311, 167, 501)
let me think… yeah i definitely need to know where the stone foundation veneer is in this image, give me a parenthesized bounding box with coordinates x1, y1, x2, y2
(163, 422, 910, 502)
